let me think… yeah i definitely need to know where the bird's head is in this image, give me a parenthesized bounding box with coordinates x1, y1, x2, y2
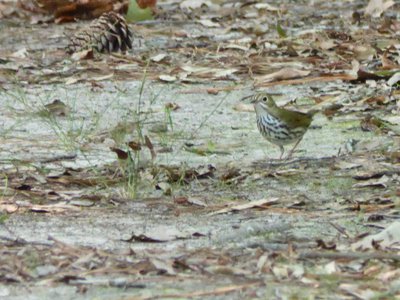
(250, 93, 277, 110)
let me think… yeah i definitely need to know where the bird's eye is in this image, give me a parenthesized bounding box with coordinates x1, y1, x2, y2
(262, 97, 268, 102)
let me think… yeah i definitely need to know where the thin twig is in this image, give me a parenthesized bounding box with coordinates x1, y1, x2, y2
(299, 251, 400, 261)
(123, 281, 262, 300)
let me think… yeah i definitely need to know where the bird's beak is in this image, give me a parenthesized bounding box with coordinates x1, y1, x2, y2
(241, 94, 254, 102)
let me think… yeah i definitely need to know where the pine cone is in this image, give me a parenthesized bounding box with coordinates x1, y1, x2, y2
(67, 12, 132, 54)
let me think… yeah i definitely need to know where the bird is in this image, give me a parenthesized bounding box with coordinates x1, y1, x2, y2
(249, 92, 316, 159)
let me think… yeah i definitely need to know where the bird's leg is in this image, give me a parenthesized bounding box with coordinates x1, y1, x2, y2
(279, 145, 285, 160)
(287, 138, 303, 159)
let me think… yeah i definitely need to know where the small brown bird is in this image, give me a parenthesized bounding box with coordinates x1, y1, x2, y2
(249, 93, 316, 159)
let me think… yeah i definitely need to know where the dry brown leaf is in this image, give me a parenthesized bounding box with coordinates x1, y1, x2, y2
(137, 0, 157, 9)
(255, 73, 357, 87)
(352, 221, 400, 250)
(30, 203, 81, 213)
(254, 68, 311, 85)
(110, 147, 129, 160)
(254, 3, 279, 11)
(233, 103, 254, 112)
(65, 76, 80, 85)
(381, 51, 400, 70)
(0, 203, 19, 213)
(181, 65, 238, 79)
(206, 88, 220, 95)
(365, 0, 395, 17)
(92, 74, 114, 82)
(144, 135, 156, 161)
(209, 198, 279, 215)
(128, 141, 142, 151)
(197, 19, 220, 28)
(123, 227, 185, 243)
(43, 99, 70, 116)
(339, 283, 376, 299)
(388, 72, 400, 86)
(150, 53, 168, 62)
(159, 75, 177, 82)
(35, 0, 128, 20)
(180, 0, 212, 10)
(11, 48, 28, 58)
(149, 258, 176, 275)
(71, 49, 93, 61)
(377, 269, 400, 282)
(165, 102, 180, 111)
(0, 3, 17, 18)
(352, 175, 389, 188)
(125, 283, 261, 299)
(315, 39, 336, 50)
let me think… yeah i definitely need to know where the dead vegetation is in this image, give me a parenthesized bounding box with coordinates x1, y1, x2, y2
(0, 0, 399, 299)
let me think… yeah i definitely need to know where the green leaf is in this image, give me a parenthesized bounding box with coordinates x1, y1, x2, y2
(126, 0, 153, 22)
(276, 21, 287, 38)
(0, 214, 9, 224)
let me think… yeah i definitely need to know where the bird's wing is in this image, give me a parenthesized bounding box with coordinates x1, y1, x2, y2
(276, 108, 313, 128)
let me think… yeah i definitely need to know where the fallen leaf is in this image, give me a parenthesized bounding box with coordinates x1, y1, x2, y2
(0, 204, 18, 213)
(35, 265, 58, 277)
(254, 68, 311, 85)
(11, 48, 28, 58)
(210, 198, 279, 215)
(92, 74, 114, 81)
(222, 44, 249, 51)
(323, 261, 338, 274)
(145, 135, 156, 160)
(65, 76, 80, 85)
(165, 102, 180, 111)
(149, 258, 176, 275)
(254, 3, 279, 11)
(128, 141, 142, 151)
(71, 49, 93, 61)
(315, 39, 336, 50)
(123, 227, 185, 243)
(156, 182, 172, 195)
(110, 147, 129, 160)
(183, 143, 231, 156)
(276, 21, 287, 38)
(180, 0, 212, 10)
(365, 0, 395, 17)
(197, 19, 220, 28)
(377, 269, 400, 282)
(326, 30, 352, 41)
(334, 161, 362, 170)
(181, 65, 238, 78)
(206, 88, 220, 95)
(352, 175, 389, 188)
(151, 53, 168, 62)
(30, 203, 81, 213)
(159, 75, 177, 82)
(174, 196, 207, 207)
(352, 221, 400, 250)
(340, 283, 377, 299)
(381, 51, 400, 70)
(70, 200, 94, 207)
(42, 99, 70, 117)
(137, 0, 157, 9)
(233, 102, 254, 112)
(206, 266, 250, 276)
(387, 72, 400, 86)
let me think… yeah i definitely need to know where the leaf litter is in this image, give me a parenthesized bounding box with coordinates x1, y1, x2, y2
(0, 0, 400, 299)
